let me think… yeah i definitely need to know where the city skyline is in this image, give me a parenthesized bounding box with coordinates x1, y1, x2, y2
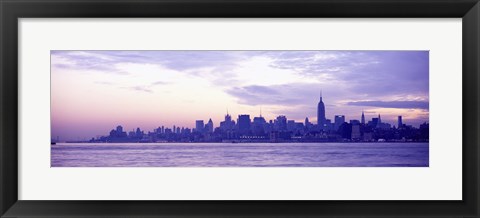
(51, 50, 429, 140)
(82, 92, 428, 144)
(90, 95, 424, 141)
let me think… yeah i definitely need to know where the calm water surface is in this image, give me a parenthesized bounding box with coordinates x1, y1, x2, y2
(51, 142, 429, 167)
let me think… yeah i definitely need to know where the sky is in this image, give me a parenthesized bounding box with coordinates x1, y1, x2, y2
(51, 50, 429, 140)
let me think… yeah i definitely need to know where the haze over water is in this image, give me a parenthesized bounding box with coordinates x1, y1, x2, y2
(51, 142, 429, 167)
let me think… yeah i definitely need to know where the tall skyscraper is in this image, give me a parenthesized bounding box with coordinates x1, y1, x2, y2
(398, 116, 403, 128)
(317, 91, 326, 130)
(361, 110, 365, 125)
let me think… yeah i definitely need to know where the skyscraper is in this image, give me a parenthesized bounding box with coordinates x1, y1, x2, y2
(195, 120, 204, 133)
(237, 115, 251, 134)
(206, 118, 214, 133)
(252, 116, 267, 135)
(317, 91, 326, 130)
(361, 110, 365, 125)
(398, 116, 403, 128)
(220, 112, 235, 131)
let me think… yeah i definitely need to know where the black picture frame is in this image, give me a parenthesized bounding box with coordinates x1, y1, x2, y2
(1, 0, 479, 217)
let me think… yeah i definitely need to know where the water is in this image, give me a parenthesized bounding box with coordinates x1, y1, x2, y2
(51, 142, 428, 167)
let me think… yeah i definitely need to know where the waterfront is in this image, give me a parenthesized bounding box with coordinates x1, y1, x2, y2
(51, 142, 428, 167)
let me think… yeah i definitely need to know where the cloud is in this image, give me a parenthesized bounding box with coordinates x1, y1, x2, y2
(52, 51, 429, 102)
(151, 81, 170, 86)
(226, 83, 350, 107)
(347, 100, 429, 109)
(94, 81, 114, 85)
(51, 51, 130, 75)
(123, 86, 153, 93)
(263, 51, 429, 98)
(51, 51, 247, 77)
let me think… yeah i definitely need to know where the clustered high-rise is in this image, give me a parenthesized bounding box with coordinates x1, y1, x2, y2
(88, 93, 429, 143)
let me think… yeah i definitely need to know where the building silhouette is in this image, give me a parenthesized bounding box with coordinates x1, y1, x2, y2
(334, 115, 345, 131)
(274, 115, 287, 131)
(237, 115, 251, 134)
(220, 112, 236, 131)
(195, 120, 204, 133)
(317, 91, 326, 130)
(89, 92, 429, 143)
(252, 114, 267, 136)
(361, 110, 365, 125)
(206, 119, 214, 133)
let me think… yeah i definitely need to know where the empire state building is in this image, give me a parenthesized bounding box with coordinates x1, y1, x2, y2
(317, 91, 326, 130)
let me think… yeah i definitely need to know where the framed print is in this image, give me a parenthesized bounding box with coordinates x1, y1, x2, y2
(1, 0, 479, 217)
(50, 50, 430, 168)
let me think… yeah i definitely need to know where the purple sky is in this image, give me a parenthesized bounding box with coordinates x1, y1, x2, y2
(51, 51, 429, 140)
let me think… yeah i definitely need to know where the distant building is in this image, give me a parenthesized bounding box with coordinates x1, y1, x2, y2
(252, 116, 267, 135)
(116, 125, 123, 134)
(237, 115, 251, 134)
(398, 116, 403, 128)
(334, 115, 345, 131)
(351, 124, 361, 140)
(164, 128, 172, 134)
(361, 111, 365, 125)
(206, 118, 214, 133)
(317, 91, 326, 130)
(420, 122, 429, 140)
(274, 115, 287, 131)
(325, 119, 333, 131)
(135, 127, 143, 138)
(109, 125, 127, 138)
(220, 113, 236, 131)
(304, 117, 312, 130)
(350, 119, 360, 125)
(369, 118, 379, 128)
(287, 120, 296, 131)
(195, 120, 204, 133)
